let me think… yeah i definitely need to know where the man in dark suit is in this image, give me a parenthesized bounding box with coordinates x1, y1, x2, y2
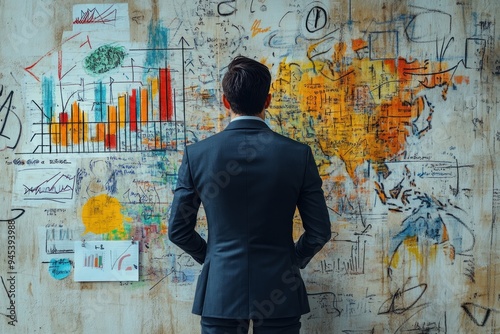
(168, 56, 331, 334)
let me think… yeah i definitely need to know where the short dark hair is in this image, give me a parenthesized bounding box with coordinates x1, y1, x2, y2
(222, 56, 271, 116)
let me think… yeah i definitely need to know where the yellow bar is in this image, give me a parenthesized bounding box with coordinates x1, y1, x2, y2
(51, 116, 59, 144)
(81, 111, 89, 142)
(151, 77, 158, 99)
(150, 77, 159, 120)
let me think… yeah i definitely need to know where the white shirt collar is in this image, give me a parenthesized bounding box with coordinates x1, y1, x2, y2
(230, 115, 265, 123)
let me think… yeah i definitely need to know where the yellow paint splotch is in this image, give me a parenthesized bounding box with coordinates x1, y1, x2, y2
(81, 194, 131, 234)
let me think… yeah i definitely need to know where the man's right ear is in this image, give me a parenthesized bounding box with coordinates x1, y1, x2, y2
(264, 94, 271, 109)
(222, 95, 231, 110)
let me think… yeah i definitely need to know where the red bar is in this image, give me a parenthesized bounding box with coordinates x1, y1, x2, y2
(105, 134, 116, 149)
(129, 89, 137, 131)
(59, 112, 68, 123)
(159, 68, 174, 121)
(159, 68, 168, 121)
(166, 68, 173, 121)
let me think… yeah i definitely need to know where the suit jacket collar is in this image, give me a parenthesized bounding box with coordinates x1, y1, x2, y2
(224, 119, 270, 131)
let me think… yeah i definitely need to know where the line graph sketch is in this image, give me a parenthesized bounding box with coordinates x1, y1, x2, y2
(15, 168, 76, 203)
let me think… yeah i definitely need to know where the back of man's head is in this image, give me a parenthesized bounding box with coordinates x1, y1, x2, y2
(222, 56, 271, 116)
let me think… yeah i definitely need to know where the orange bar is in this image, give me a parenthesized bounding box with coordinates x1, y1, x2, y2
(95, 123, 105, 142)
(140, 88, 148, 125)
(108, 105, 117, 135)
(118, 94, 126, 129)
(71, 101, 80, 144)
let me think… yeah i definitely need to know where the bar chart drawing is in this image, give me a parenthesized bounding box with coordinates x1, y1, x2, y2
(83, 252, 105, 269)
(28, 41, 192, 155)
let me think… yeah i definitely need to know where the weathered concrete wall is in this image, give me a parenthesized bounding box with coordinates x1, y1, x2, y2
(0, 0, 499, 333)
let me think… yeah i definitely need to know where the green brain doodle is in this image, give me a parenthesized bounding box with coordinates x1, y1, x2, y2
(84, 45, 127, 75)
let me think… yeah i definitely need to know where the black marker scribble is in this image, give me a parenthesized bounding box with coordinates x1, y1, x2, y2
(0, 209, 25, 222)
(0, 85, 22, 150)
(461, 303, 493, 327)
(378, 283, 427, 315)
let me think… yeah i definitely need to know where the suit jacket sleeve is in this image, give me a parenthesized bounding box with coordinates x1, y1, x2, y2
(295, 146, 332, 269)
(168, 148, 207, 264)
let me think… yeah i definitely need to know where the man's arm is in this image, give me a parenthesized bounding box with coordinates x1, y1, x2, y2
(295, 146, 332, 269)
(168, 149, 207, 264)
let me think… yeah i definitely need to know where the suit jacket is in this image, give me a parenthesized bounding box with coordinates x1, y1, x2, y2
(168, 119, 331, 319)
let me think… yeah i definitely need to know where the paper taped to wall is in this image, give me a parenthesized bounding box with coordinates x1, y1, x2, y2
(74, 240, 139, 282)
